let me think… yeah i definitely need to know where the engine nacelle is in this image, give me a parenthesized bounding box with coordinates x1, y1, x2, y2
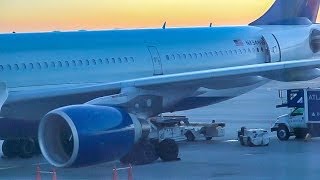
(38, 105, 143, 168)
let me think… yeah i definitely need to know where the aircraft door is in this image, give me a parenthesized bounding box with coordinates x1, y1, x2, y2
(148, 46, 163, 75)
(262, 34, 281, 63)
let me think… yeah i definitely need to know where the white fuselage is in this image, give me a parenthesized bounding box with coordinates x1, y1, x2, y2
(0, 25, 316, 120)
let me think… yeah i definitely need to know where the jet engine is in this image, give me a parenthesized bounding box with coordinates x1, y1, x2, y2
(38, 105, 144, 168)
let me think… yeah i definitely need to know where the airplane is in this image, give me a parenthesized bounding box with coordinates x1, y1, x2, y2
(0, 0, 320, 168)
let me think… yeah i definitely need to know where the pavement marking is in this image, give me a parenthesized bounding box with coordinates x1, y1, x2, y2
(0, 166, 19, 170)
(225, 139, 238, 142)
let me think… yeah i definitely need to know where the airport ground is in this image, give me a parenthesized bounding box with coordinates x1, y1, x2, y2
(1, 79, 320, 180)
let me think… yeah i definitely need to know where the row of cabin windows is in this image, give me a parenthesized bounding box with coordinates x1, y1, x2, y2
(165, 47, 265, 61)
(0, 57, 135, 72)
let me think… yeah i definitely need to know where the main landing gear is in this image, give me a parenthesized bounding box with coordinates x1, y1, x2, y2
(120, 138, 179, 165)
(2, 138, 40, 159)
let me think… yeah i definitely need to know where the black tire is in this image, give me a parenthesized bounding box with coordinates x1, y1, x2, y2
(206, 137, 213, 141)
(18, 139, 35, 159)
(185, 131, 195, 141)
(120, 140, 159, 165)
(277, 125, 290, 141)
(158, 139, 179, 161)
(2, 140, 19, 158)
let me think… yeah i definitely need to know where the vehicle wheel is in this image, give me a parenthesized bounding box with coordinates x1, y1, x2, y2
(206, 137, 213, 141)
(185, 131, 195, 141)
(18, 139, 35, 158)
(120, 140, 159, 165)
(277, 125, 290, 141)
(2, 140, 19, 158)
(158, 139, 179, 161)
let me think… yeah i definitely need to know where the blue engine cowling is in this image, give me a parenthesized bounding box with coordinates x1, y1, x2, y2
(38, 105, 142, 168)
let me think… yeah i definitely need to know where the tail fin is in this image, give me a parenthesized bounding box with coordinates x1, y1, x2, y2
(250, 0, 320, 25)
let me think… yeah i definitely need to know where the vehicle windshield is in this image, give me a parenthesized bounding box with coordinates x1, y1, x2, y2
(291, 108, 304, 116)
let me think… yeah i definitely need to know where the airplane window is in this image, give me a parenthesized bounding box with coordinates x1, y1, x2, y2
(177, 54, 181, 59)
(22, 63, 27, 70)
(118, 58, 122, 63)
(238, 49, 242, 54)
(50, 62, 55, 68)
(225, 50, 228, 55)
(171, 54, 175, 60)
(71, 60, 76, 66)
(205, 52, 208, 57)
(188, 54, 192, 59)
(124, 57, 128, 62)
(78, 60, 83, 66)
(14, 64, 19, 71)
(257, 48, 260, 52)
(243, 49, 246, 54)
(42, 62, 48, 69)
(252, 48, 256, 52)
(199, 53, 202, 58)
(219, 51, 223, 56)
(85, 60, 90, 66)
(130, 57, 134, 62)
(261, 47, 264, 52)
(229, 50, 233, 55)
(92, 59, 97, 65)
(233, 50, 237, 54)
(183, 54, 187, 59)
(29, 63, 34, 69)
(209, 52, 213, 56)
(104, 58, 109, 64)
(36, 62, 41, 69)
(98, 59, 103, 64)
(215, 51, 218, 56)
(7, 64, 12, 71)
(0, 65, 3, 71)
(166, 55, 170, 60)
(65, 61, 70, 67)
(193, 53, 197, 59)
(248, 48, 251, 53)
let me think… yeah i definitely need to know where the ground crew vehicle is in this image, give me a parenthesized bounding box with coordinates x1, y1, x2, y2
(148, 116, 225, 142)
(237, 127, 270, 146)
(272, 89, 320, 140)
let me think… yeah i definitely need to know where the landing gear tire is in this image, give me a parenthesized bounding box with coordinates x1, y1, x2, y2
(2, 140, 19, 158)
(277, 125, 290, 141)
(19, 139, 35, 159)
(158, 139, 179, 162)
(185, 131, 195, 141)
(120, 140, 159, 165)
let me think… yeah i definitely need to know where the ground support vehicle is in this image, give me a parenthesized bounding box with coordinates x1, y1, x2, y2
(148, 116, 225, 142)
(272, 89, 320, 141)
(237, 127, 270, 146)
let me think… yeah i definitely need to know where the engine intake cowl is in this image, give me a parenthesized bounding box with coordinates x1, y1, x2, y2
(38, 105, 142, 168)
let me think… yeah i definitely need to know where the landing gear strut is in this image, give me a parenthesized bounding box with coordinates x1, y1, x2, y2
(120, 138, 179, 165)
(2, 138, 40, 159)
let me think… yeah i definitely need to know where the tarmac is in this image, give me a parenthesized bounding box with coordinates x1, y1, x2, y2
(1, 79, 320, 180)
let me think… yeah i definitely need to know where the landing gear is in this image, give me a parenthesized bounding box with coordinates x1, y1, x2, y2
(120, 138, 179, 165)
(1, 138, 39, 159)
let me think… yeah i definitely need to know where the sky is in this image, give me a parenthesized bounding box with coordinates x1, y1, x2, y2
(0, 0, 319, 33)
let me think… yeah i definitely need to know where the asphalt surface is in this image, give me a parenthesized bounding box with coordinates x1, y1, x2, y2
(1, 79, 320, 180)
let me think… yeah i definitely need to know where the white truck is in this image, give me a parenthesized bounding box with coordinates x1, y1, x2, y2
(271, 89, 320, 141)
(148, 116, 225, 142)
